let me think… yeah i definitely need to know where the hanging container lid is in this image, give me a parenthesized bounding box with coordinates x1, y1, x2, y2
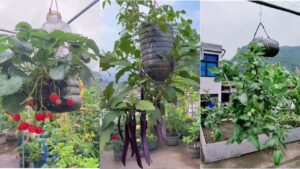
(42, 10, 72, 33)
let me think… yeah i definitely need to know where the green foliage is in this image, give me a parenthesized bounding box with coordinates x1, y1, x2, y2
(19, 138, 45, 162)
(183, 119, 200, 147)
(204, 43, 300, 166)
(0, 22, 99, 113)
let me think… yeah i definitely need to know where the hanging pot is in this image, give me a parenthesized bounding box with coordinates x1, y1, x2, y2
(249, 22, 279, 57)
(250, 37, 279, 57)
(139, 22, 174, 83)
(38, 77, 82, 113)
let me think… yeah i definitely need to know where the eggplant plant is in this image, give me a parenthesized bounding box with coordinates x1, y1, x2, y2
(206, 43, 300, 166)
(0, 22, 99, 114)
(100, 0, 199, 168)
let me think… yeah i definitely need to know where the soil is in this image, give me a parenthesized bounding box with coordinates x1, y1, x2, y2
(202, 121, 234, 143)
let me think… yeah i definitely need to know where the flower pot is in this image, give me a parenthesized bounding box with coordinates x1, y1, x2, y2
(40, 77, 82, 113)
(139, 22, 174, 83)
(148, 139, 158, 151)
(113, 151, 122, 161)
(187, 144, 200, 159)
(165, 133, 180, 146)
(4, 131, 17, 142)
(250, 37, 279, 57)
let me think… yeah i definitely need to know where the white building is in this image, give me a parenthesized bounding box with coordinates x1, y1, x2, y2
(200, 42, 226, 106)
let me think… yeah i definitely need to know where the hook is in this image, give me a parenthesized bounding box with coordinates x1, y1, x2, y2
(259, 5, 262, 23)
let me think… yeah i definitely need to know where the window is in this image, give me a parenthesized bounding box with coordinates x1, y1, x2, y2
(200, 53, 218, 77)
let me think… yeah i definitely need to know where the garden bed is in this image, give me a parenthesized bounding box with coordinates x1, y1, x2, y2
(200, 124, 300, 163)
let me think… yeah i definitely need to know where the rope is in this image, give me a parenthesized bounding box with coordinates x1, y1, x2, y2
(253, 6, 270, 39)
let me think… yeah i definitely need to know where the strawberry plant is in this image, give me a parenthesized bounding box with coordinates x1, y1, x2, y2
(0, 22, 99, 114)
(205, 43, 300, 166)
(100, 0, 199, 168)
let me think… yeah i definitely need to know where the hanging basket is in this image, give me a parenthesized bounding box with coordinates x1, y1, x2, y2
(249, 22, 279, 57)
(38, 77, 82, 113)
(139, 22, 174, 83)
(250, 37, 279, 57)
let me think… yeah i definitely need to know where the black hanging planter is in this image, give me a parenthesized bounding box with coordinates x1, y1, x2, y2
(249, 22, 279, 57)
(38, 77, 82, 113)
(139, 22, 174, 83)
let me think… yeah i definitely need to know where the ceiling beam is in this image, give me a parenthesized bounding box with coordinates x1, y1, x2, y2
(250, 0, 300, 16)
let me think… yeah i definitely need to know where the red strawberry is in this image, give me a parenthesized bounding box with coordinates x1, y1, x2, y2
(46, 112, 53, 119)
(35, 113, 46, 121)
(26, 99, 35, 108)
(49, 93, 59, 103)
(35, 127, 43, 134)
(66, 99, 75, 106)
(13, 114, 21, 122)
(28, 125, 36, 133)
(111, 134, 119, 140)
(17, 122, 29, 131)
(55, 99, 62, 105)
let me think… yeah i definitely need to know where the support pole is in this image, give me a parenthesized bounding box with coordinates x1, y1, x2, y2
(250, 1, 300, 17)
(67, 0, 100, 24)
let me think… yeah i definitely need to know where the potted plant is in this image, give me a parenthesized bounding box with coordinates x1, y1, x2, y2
(165, 110, 182, 146)
(112, 134, 123, 161)
(147, 132, 158, 151)
(0, 22, 99, 114)
(19, 138, 45, 168)
(183, 120, 200, 159)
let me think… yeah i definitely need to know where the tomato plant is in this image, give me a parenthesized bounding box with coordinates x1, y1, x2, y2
(205, 43, 300, 166)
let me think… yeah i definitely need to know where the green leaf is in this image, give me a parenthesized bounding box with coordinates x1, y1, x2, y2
(0, 50, 13, 64)
(238, 93, 248, 105)
(135, 100, 155, 111)
(100, 122, 115, 153)
(49, 64, 70, 80)
(265, 136, 278, 148)
(0, 75, 23, 97)
(162, 86, 177, 104)
(214, 128, 222, 141)
(273, 150, 283, 166)
(110, 60, 132, 67)
(86, 39, 100, 56)
(248, 135, 260, 150)
(15, 22, 32, 31)
(102, 111, 118, 129)
(115, 67, 131, 83)
(103, 82, 114, 101)
(149, 107, 162, 123)
(208, 66, 220, 74)
(232, 124, 242, 141)
(2, 92, 27, 113)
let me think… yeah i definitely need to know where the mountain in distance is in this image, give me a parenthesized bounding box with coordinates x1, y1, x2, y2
(232, 46, 300, 72)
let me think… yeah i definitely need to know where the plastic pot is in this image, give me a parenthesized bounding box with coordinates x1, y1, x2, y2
(165, 132, 180, 146)
(148, 139, 159, 151)
(187, 144, 200, 159)
(250, 37, 279, 57)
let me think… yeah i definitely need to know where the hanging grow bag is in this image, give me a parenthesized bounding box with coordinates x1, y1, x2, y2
(249, 23, 279, 57)
(139, 22, 174, 83)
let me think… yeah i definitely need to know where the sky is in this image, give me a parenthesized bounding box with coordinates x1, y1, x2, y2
(0, 0, 100, 71)
(201, 1, 300, 60)
(99, 0, 200, 82)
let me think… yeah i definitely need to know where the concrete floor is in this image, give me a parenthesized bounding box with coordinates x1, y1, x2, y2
(201, 141, 300, 168)
(0, 142, 19, 168)
(101, 141, 200, 169)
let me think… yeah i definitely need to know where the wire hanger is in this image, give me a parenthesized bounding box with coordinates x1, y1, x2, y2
(253, 5, 270, 39)
(49, 0, 59, 12)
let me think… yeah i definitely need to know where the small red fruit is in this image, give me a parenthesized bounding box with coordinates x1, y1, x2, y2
(55, 99, 62, 105)
(28, 125, 36, 133)
(46, 112, 53, 119)
(35, 113, 46, 121)
(111, 134, 119, 140)
(26, 99, 35, 108)
(49, 93, 59, 103)
(13, 114, 21, 122)
(17, 122, 29, 131)
(66, 99, 75, 106)
(35, 127, 43, 135)
(4, 111, 10, 116)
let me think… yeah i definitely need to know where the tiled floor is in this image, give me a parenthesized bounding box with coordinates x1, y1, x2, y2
(101, 141, 200, 169)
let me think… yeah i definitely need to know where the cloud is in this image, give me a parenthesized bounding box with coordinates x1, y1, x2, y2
(201, 1, 300, 60)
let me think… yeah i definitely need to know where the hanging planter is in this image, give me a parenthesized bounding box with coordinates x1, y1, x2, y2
(249, 23, 279, 57)
(139, 22, 174, 83)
